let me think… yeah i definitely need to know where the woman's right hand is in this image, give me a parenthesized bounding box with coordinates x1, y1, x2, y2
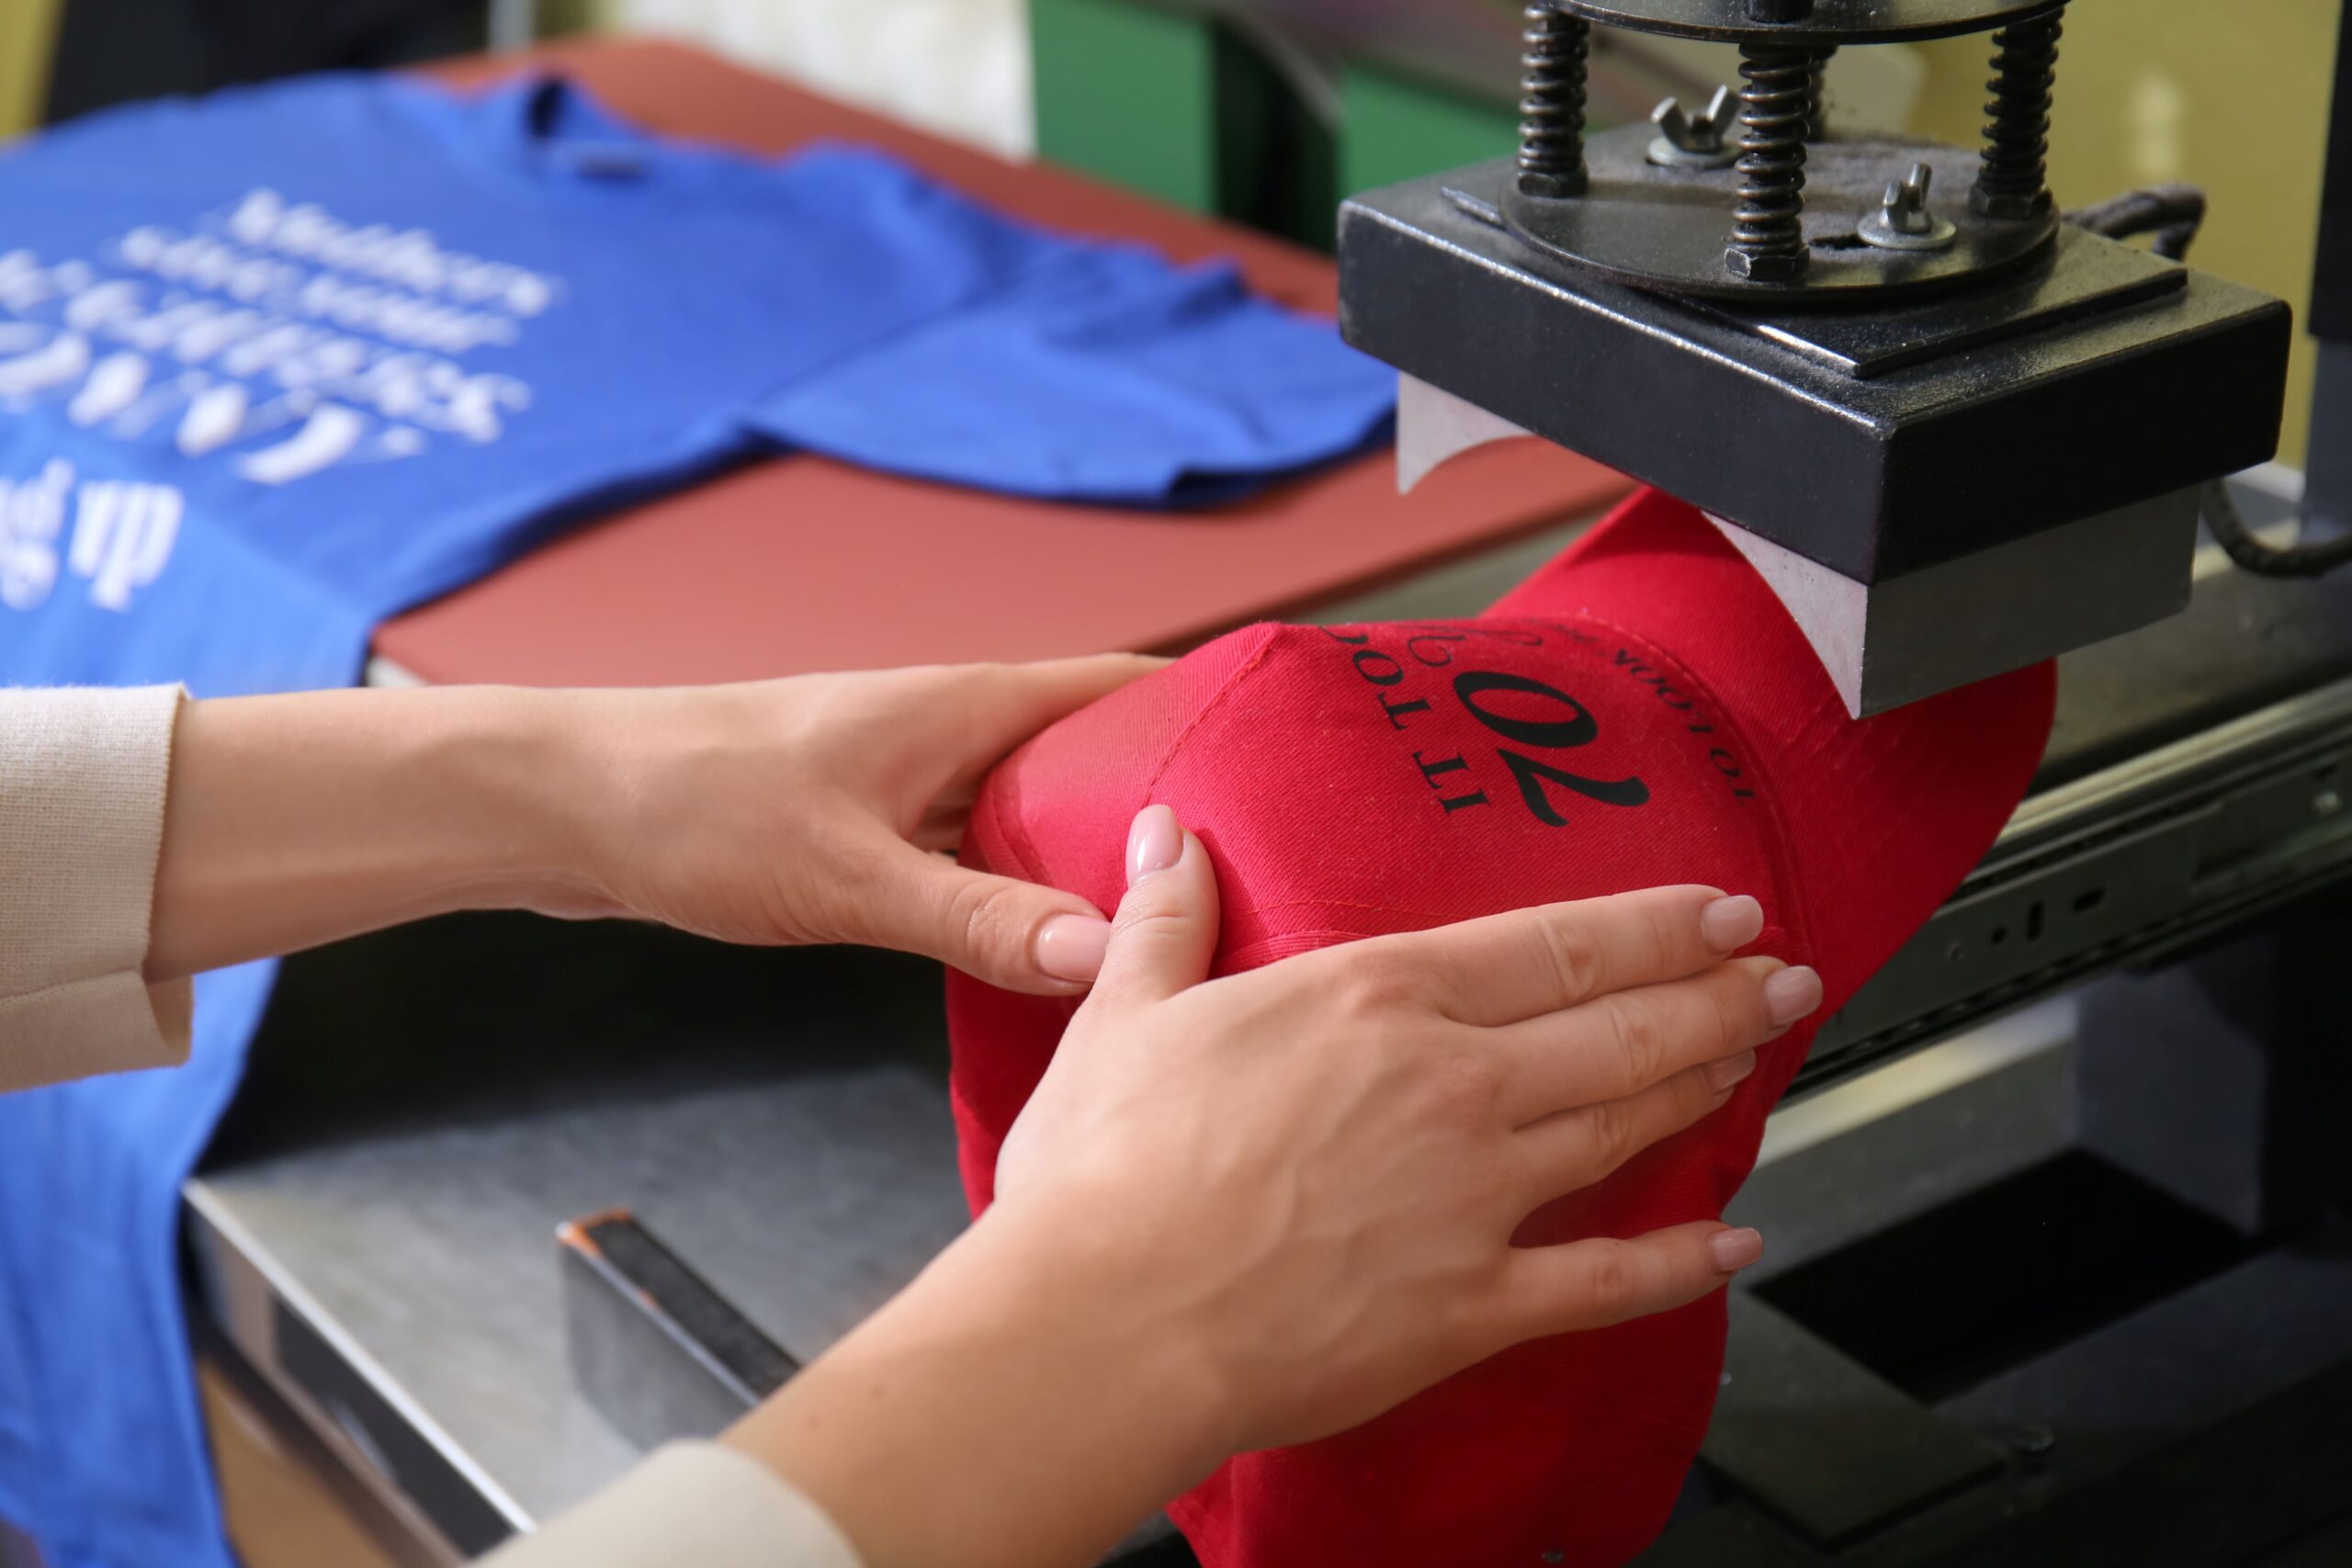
(993, 804, 1817, 1456)
(733, 806, 1818, 1568)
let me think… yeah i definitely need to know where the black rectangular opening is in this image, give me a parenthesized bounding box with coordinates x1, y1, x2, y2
(1752, 1152, 2256, 1404)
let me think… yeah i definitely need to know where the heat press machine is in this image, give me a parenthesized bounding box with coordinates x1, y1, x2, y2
(1339, 0, 2289, 717)
(1332, 3, 2352, 1562)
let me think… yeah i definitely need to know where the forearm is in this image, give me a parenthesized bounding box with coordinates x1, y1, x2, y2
(724, 1197, 1233, 1568)
(146, 686, 605, 981)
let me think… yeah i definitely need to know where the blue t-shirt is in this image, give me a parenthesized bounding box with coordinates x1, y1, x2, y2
(0, 73, 1392, 1568)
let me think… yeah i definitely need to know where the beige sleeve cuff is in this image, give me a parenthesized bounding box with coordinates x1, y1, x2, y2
(0, 684, 193, 1095)
(480, 1443, 864, 1568)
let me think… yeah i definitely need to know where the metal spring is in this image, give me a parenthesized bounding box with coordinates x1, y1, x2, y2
(1727, 43, 1814, 276)
(1806, 46, 1835, 141)
(1517, 3, 1590, 196)
(1975, 5, 2065, 213)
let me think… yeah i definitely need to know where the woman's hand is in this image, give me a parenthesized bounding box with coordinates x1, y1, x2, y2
(556, 657, 1161, 991)
(149, 658, 1160, 989)
(996, 805, 1813, 1451)
(729, 807, 1818, 1568)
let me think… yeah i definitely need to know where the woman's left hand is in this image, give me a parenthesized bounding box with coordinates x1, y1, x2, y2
(556, 656, 1162, 993)
(150, 657, 1159, 990)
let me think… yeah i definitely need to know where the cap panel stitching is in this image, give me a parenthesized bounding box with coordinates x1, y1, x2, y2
(1139, 622, 1288, 800)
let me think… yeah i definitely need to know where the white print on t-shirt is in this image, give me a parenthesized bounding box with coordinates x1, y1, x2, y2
(0, 459, 179, 613)
(0, 187, 564, 491)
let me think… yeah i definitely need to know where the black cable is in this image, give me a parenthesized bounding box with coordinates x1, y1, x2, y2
(2199, 479, 2352, 579)
(2064, 183, 2207, 261)
(2066, 187, 2344, 580)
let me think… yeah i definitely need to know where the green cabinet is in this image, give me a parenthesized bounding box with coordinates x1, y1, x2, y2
(1031, 0, 1522, 252)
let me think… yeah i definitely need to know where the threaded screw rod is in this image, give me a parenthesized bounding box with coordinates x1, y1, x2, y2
(1724, 43, 1815, 281)
(1973, 4, 2064, 218)
(1517, 4, 1590, 198)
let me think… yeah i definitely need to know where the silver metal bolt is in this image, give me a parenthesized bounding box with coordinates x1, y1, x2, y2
(2316, 788, 2343, 818)
(1724, 249, 1805, 282)
(1859, 161, 1959, 253)
(1647, 86, 1739, 170)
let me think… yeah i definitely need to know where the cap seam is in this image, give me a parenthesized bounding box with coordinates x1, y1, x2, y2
(972, 752, 1049, 890)
(987, 624, 1286, 900)
(1234, 896, 1471, 925)
(1226, 928, 1388, 969)
(1140, 624, 1286, 800)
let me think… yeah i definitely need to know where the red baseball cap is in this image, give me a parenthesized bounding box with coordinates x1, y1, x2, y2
(946, 487, 2053, 1566)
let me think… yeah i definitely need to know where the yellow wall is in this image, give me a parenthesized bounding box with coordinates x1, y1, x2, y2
(0, 0, 63, 138)
(1910, 2, 2345, 468)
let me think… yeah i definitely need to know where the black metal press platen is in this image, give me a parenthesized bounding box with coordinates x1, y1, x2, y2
(1341, 0, 2296, 716)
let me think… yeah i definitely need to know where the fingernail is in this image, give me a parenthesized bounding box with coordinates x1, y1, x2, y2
(1035, 914, 1111, 982)
(1763, 965, 1823, 1027)
(1710, 1227, 1764, 1273)
(1127, 805, 1182, 884)
(1706, 1050, 1757, 1093)
(1700, 895, 1764, 952)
